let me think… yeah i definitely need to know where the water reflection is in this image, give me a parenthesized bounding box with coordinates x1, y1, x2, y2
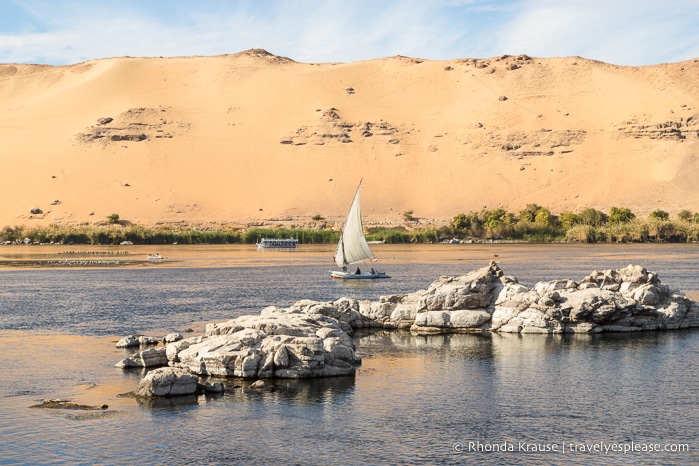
(0, 328, 695, 465)
(219, 376, 356, 405)
(135, 394, 201, 409)
(352, 329, 698, 465)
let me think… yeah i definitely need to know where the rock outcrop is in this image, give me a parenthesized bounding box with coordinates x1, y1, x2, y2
(358, 262, 699, 334)
(280, 107, 405, 147)
(116, 334, 160, 348)
(135, 367, 200, 397)
(616, 116, 699, 140)
(120, 263, 699, 393)
(133, 367, 224, 397)
(115, 347, 168, 368)
(77, 107, 188, 144)
(171, 302, 361, 379)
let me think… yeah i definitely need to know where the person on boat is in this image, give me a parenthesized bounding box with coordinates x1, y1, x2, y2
(355, 267, 361, 275)
(370, 268, 376, 274)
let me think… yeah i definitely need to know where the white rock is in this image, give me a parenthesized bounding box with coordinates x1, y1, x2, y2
(135, 367, 199, 397)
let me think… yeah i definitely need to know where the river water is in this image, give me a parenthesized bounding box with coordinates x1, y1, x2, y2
(0, 243, 697, 465)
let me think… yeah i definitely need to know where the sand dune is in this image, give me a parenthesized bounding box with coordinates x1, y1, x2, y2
(1, 49, 698, 230)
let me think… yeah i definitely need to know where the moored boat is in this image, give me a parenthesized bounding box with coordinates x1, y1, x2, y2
(256, 238, 298, 249)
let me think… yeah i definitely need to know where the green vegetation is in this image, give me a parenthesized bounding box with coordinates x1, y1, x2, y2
(439, 205, 699, 243)
(3, 205, 699, 245)
(444, 204, 564, 242)
(649, 209, 669, 221)
(366, 226, 438, 244)
(402, 210, 415, 222)
(609, 207, 635, 224)
(0, 225, 339, 245)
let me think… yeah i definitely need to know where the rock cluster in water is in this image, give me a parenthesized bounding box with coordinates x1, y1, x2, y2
(118, 262, 699, 394)
(117, 300, 362, 395)
(363, 262, 699, 334)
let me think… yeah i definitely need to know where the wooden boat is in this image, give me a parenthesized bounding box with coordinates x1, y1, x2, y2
(330, 181, 390, 279)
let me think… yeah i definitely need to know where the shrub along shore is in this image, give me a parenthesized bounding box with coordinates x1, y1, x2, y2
(2, 205, 699, 245)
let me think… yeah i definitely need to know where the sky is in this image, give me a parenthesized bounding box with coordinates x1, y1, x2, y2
(1, 0, 698, 67)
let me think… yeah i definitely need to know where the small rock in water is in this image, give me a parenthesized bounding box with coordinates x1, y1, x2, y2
(204, 382, 224, 393)
(115, 335, 139, 348)
(135, 367, 200, 397)
(116, 334, 160, 348)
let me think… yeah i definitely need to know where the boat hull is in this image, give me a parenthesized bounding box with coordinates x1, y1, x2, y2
(256, 244, 297, 249)
(330, 270, 390, 279)
(256, 238, 298, 249)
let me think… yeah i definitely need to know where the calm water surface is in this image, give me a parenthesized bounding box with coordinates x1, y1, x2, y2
(0, 243, 698, 464)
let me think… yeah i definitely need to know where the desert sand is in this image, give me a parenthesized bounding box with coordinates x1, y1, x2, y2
(1, 49, 698, 230)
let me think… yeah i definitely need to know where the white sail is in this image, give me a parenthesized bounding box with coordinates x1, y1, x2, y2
(334, 183, 375, 268)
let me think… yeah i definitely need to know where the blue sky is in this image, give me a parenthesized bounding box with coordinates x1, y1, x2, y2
(1, 0, 698, 66)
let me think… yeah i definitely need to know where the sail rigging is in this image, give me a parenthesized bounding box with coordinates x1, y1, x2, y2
(334, 182, 375, 268)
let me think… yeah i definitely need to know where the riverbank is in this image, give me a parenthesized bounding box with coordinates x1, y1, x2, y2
(4, 214, 699, 246)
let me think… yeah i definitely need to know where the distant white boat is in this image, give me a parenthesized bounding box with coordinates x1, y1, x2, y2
(256, 238, 298, 249)
(147, 253, 163, 261)
(330, 181, 390, 280)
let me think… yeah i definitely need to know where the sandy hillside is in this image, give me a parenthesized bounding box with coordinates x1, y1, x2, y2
(1, 49, 698, 230)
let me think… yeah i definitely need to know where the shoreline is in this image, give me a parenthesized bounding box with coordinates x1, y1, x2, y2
(2, 241, 698, 263)
(4, 214, 699, 246)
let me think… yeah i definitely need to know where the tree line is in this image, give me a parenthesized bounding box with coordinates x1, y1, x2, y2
(440, 205, 699, 242)
(2, 205, 699, 245)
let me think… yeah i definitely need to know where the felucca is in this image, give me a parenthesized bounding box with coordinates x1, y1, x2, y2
(330, 181, 390, 279)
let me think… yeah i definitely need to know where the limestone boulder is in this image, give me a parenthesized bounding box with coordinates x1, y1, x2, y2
(408, 262, 502, 333)
(357, 262, 699, 335)
(116, 334, 160, 348)
(135, 367, 200, 397)
(417, 263, 499, 312)
(115, 347, 168, 368)
(357, 300, 393, 326)
(488, 264, 696, 333)
(166, 336, 205, 363)
(163, 333, 184, 344)
(371, 291, 425, 329)
(411, 309, 491, 333)
(168, 306, 360, 379)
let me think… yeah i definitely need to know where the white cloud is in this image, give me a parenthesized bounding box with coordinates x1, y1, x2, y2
(0, 0, 697, 65)
(0, 0, 497, 63)
(494, 0, 699, 65)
